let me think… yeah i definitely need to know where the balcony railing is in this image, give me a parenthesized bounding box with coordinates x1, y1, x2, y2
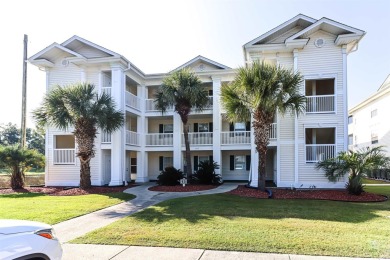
(183, 132, 213, 145)
(269, 123, 277, 139)
(125, 91, 141, 110)
(306, 95, 335, 113)
(221, 131, 251, 144)
(306, 144, 336, 162)
(146, 133, 174, 146)
(126, 131, 140, 146)
(102, 87, 111, 96)
(145, 99, 174, 112)
(53, 149, 75, 164)
(101, 132, 111, 143)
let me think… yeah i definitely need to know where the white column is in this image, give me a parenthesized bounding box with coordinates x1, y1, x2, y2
(342, 45, 348, 152)
(136, 151, 149, 182)
(109, 65, 126, 186)
(212, 76, 222, 175)
(136, 82, 149, 183)
(250, 114, 258, 187)
(293, 49, 299, 187)
(80, 69, 86, 83)
(173, 113, 182, 169)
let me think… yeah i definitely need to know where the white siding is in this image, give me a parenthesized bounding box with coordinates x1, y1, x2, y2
(221, 150, 250, 181)
(47, 54, 82, 89)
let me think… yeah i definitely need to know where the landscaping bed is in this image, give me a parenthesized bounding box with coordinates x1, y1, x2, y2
(149, 184, 218, 192)
(228, 185, 387, 202)
(0, 185, 136, 196)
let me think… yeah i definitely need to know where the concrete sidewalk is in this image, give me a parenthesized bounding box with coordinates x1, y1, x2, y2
(53, 182, 239, 243)
(61, 244, 386, 260)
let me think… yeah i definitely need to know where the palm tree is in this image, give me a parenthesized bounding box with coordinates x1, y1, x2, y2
(0, 145, 45, 189)
(33, 83, 124, 189)
(221, 61, 305, 191)
(316, 146, 390, 194)
(155, 68, 209, 179)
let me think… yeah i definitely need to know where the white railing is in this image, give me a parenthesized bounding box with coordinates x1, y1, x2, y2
(221, 131, 251, 144)
(53, 149, 75, 164)
(125, 91, 141, 110)
(146, 133, 174, 146)
(306, 144, 336, 162)
(126, 131, 140, 146)
(269, 123, 277, 139)
(306, 95, 335, 113)
(145, 99, 174, 112)
(102, 87, 111, 96)
(205, 96, 213, 109)
(183, 132, 213, 145)
(101, 132, 111, 143)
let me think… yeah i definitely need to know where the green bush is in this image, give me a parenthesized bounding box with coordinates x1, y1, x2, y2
(192, 160, 222, 185)
(346, 176, 364, 195)
(157, 166, 184, 186)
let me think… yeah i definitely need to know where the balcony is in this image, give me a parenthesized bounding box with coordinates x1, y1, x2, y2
(306, 95, 335, 113)
(305, 144, 336, 162)
(126, 131, 140, 146)
(220, 123, 277, 145)
(183, 132, 213, 145)
(126, 91, 141, 110)
(101, 132, 111, 143)
(145, 96, 213, 112)
(53, 149, 76, 165)
(146, 133, 174, 146)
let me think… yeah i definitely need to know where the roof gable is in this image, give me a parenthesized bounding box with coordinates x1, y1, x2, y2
(28, 43, 85, 66)
(244, 14, 316, 47)
(62, 35, 120, 59)
(171, 55, 231, 72)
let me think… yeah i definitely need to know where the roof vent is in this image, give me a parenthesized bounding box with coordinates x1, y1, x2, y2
(61, 59, 69, 67)
(314, 38, 325, 48)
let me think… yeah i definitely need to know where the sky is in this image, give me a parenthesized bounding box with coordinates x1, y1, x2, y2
(0, 0, 389, 128)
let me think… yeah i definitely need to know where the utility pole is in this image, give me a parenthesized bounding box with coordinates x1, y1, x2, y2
(20, 34, 28, 148)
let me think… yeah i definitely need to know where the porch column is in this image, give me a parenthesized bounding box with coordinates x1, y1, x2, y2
(173, 113, 182, 170)
(136, 151, 149, 182)
(250, 114, 259, 187)
(109, 64, 126, 186)
(342, 45, 348, 152)
(212, 76, 221, 175)
(136, 99, 149, 182)
(293, 49, 299, 187)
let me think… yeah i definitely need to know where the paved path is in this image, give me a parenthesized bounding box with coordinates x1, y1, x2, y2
(61, 244, 386, 260)
(54, 183, 239, 243)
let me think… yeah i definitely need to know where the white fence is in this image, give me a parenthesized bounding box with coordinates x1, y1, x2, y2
(146, 133, 174, 146)
(53, 149, 75, 164)
(306, 144, 336, 162)
(221, 131, 251, 144)
(306, 95, 335, 113)
(101, 132, 111, 143)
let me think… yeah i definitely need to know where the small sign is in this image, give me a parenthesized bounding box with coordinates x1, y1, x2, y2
(179, 178, 187, 187)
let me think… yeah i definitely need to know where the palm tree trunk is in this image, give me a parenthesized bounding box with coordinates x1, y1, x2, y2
(11, 166, 24, 189)
(80, 161, 91, 188)
(258, 146, 267, 191)
(183, 123, 192, 179)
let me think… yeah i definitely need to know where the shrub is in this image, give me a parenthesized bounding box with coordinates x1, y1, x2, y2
(346, 176, 364, 195)
(157, 166, 184, 186)
(192, 160, 222, 185)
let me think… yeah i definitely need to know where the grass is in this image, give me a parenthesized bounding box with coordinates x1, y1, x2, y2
(73, 186, 390, 258)
(0, 192, 135, 225)
(363, 178, 389, 184)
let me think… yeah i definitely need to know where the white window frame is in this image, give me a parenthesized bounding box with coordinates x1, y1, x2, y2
(235, 155, 246, 170)
(163, 157, 173, 169)
(198, 123, 209, 132)
(163, 124, 173, 133)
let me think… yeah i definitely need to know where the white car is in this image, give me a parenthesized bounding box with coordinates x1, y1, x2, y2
(0, 219, 62, 260)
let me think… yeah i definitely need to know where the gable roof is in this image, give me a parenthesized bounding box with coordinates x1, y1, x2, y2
(244, 14, 317, 46)
(170, 55, 231, 72)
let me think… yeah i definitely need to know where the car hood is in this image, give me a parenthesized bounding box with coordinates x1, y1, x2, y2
(0, 220, 51, 235)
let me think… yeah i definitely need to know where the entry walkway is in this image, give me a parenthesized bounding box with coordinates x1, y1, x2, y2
(54, 182, 239, 243)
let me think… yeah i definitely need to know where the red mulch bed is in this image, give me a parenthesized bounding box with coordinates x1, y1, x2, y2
(0, 185, 137, 196)
(149, 184, 218, 192)
(228, 185, 387, 202)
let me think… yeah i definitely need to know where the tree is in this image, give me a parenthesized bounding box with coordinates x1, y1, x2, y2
(316, 146, 390, 195)
(33, 83, 124, 189)
(221, 61, 305, 191)
(154, 68, 209, 179)
(0, 146, 45, 189)
(0, 123, 45, 154)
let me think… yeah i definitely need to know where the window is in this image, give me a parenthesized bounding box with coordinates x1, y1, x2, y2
(163, 124, 173, 133)
(348, 134, 353, 145)
(198, 123, 209, 132)
(53, 135, 75, 165)
(234, 122, 246, 131)
(371, 109, 378, 118)
(371, 132, 378, 144)
(159, 156, 173, 171)
(199, 156, 209, 163)
(234, 155, 245, 170)
(130, 158, 137, 173)
(305, 128, 335, 162)
(54, 135, 75, 149)
(305, 79, 335, 113)
(348, 116, 353, 124)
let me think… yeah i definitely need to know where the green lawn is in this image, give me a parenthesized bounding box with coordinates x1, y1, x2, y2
(0, 192, 135, 224)
(74, 186, 390, 258)
(363, 178, 389, 184)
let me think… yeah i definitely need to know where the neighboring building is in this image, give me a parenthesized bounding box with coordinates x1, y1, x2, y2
(29, 14, 365, 188)
(348, 75, 390, 154)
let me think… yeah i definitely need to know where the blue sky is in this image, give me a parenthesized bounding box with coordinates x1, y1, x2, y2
(0, 0, 389, 127)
